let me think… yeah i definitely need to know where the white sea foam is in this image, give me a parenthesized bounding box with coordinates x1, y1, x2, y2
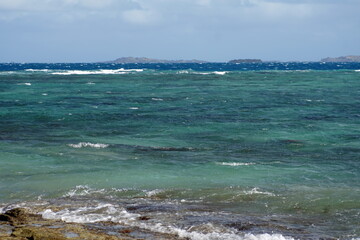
(52, 68, 143, 75)
(17, 82, 32, 86)
(41, 203, 293, 240)
(144, 189, 164, 197)
(177, 71, 228, 75)
(129, 107, 139, 110)
(217, 162, 256, 166)
(25, 69, 50, 72)
(63, 185, 105, 197)
(355, 70, 360, 72)
(67, 142, 109, 149)
(0, 71, 15, 75)
(177, 70, 190, 74)
(41, 203, 139, 223)
(213, 71, 227, 75)
(243, 188, 275, 196)
(197, 71, 228, 75)
(62, 185, 129, 198)
(151, 97, 164, 101)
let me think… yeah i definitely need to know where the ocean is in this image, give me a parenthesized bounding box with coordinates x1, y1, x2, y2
(1, 62, 360, 239)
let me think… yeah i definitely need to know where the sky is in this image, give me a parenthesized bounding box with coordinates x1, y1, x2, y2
(0, 0, 359, 62)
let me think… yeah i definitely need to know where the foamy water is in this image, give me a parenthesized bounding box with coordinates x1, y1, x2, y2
(51, 68, 144, 75)
(40, 202, 294, 240)
(67, 142, 109, 148)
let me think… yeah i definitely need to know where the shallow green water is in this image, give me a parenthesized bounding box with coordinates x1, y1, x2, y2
(1, 67, 359, 239)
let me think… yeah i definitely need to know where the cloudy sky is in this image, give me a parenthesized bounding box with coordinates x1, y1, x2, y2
(0, 0, 359, 62)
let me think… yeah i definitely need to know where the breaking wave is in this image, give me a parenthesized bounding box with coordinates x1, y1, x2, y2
(41, 202, 293, 240)
(52, 68, 143, 75)
(216, 162, 256, 166)
(67, 142, 109, 149)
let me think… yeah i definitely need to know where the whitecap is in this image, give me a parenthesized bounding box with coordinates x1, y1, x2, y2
(67, 142, 109, 149)
(144, 189, 164, 197)
(243, 188, 276, 196)
(129, 107, 139, 110)
(151, 98, 164, 101)
(25, 69, 49, 72)
(196, 71, 227, 75)
(52, 70, 96, 75)
(62, 185, 129, 198)
(63, 185, 105, 197)
(213, 71, 227, 75)
(177, 70, 190, 74)
(52, 68, 144, 75)
(355, 70, 360, 72)
(216, 162, 256, 166)
(0, 71, 15, 75)
(17, 82, 32, 86)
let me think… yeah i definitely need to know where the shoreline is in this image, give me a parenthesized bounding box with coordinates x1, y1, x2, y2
(0, 207, 182, 240)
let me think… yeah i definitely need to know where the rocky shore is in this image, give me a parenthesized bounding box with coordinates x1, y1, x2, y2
(0, 208, 182, 240)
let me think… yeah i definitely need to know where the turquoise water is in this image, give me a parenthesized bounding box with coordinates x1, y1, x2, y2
(0, 64, 360, 239)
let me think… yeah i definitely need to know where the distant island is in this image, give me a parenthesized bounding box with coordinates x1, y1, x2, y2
(99, 56, 360, 64)
(228, 59, 262, 63)
(103, 57, 208, 64)
(321, 55, 360, 62)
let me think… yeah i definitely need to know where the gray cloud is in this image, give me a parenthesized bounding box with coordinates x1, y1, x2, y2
(0, 0, 359, 62)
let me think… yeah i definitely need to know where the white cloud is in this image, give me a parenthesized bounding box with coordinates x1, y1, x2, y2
(122, 9, 160, 25)
(0, 0, 358, 29)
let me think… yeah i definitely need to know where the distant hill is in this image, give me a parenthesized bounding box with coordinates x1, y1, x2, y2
(321, 55, 360, 62)
(103, 57, 208, 64)
(228, 59, 262, 63)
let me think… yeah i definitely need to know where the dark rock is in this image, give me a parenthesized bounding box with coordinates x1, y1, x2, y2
(119, 228, 132, 234)
(138, 216, 151, 221)
(12, 226, 67, 240)
(0, 208, 41, 226)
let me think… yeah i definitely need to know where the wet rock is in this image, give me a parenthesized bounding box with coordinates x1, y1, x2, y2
(137, 216, 151, 221)
(12, 226, 67, 240)
(226, 222, 253, 231)
(119, 228, 132, 234)
(0, 208, 41, 226)
(0, 207, 183, 240)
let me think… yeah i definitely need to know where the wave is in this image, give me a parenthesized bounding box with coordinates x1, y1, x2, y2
(67, 142, 109, 149)
(243, 187, 276, 196)
(17, 83, 32, 86)
(41, 202, 294, 240)
(176, 70, 228, 75)
(151, 97, 164, 101)
(52, 68, 144, 75)
(216, 162, 256, 166)
(62, 185, 134, 198)
(25, 69, 50, 72)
